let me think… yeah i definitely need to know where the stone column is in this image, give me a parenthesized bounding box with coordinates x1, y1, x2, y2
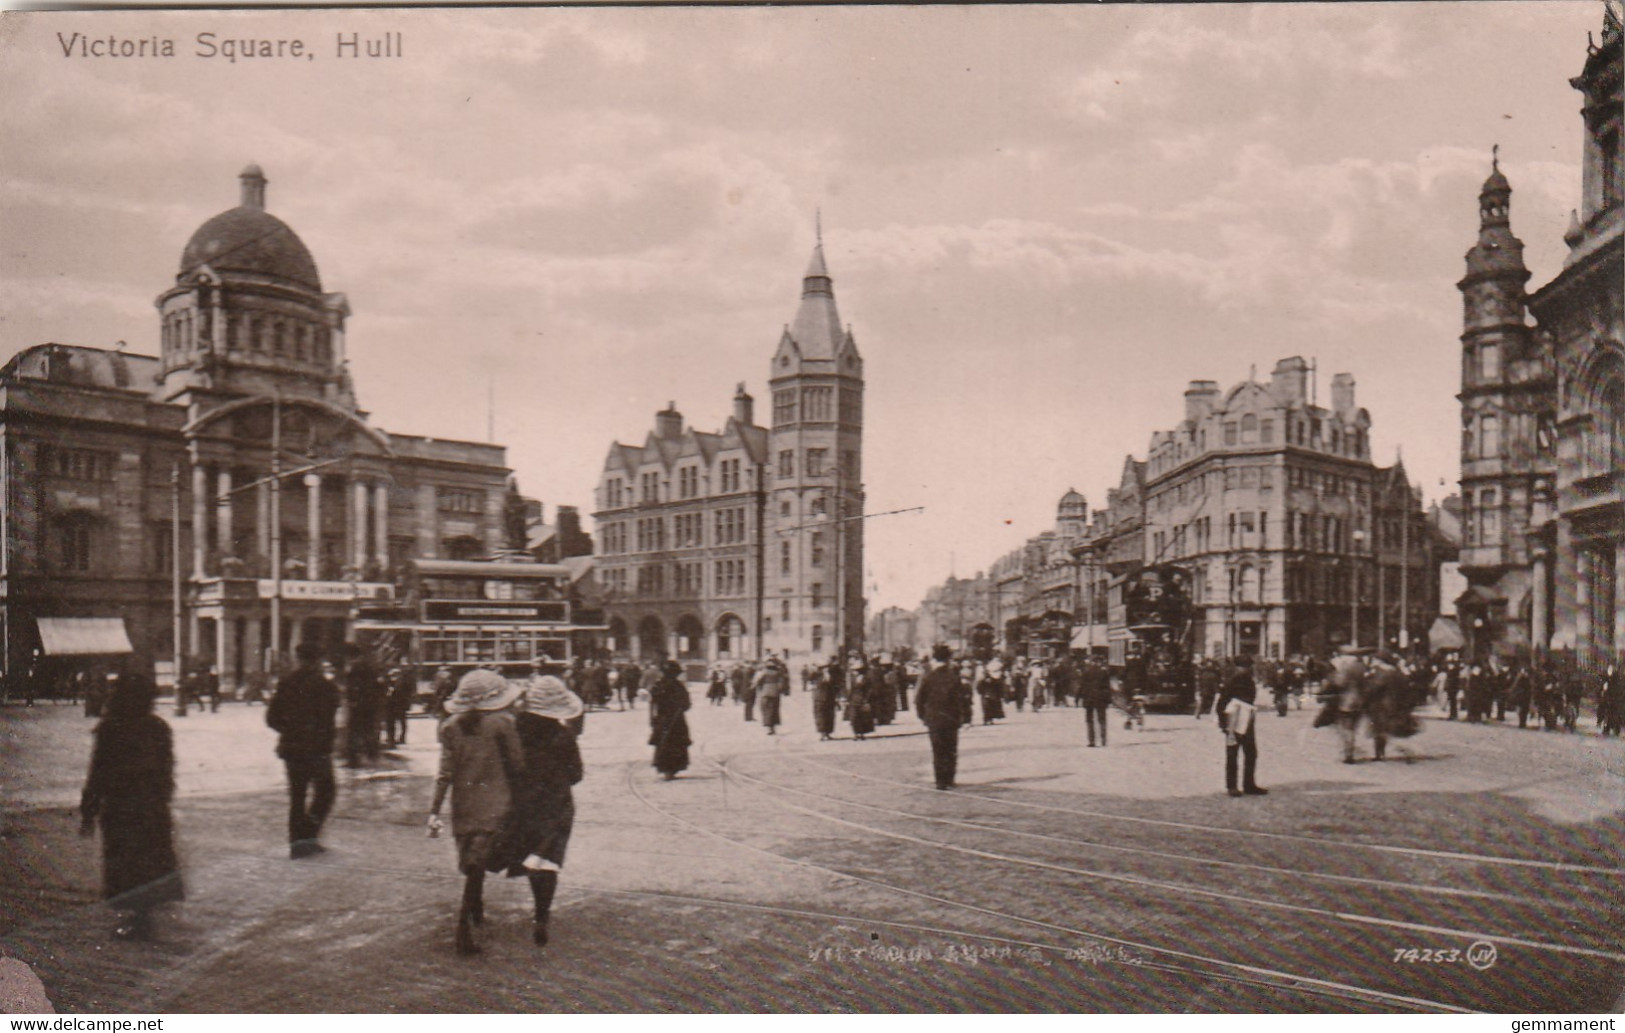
(373, 481, 389, 571)
(216, 468, 233, 562)
(191, 461, 208, 578)
(352, 478, 368, 573)
(256, 476, 271, 567)
(1531, 550, 1550, 657)
(1616, 541, 1625, 658)
(305, 473, 322, 580)
(1576, 548, 1593, 659)
(215, 617, 231, 697)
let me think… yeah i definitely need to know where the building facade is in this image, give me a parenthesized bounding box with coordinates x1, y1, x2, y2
(1457, 12, 1622, 666)
(1, 166, 540, 691)
(964, 357, 1445, 664)
(592, 239, 867, 665)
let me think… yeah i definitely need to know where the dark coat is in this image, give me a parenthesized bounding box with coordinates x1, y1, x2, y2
(502, 712, 582, 869)
(648, 676, 691, 774)
(1217, 668, 1258, 732)
(267, 666, 339, 758)
(915, 665, 967, 730)
(81, 713, 183, 909)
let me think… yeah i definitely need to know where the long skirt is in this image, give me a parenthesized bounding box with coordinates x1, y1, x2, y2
(980, 690, 1005, 722)
(814, 696, 837, 735)
(848, 702, 875, 736)
(760, 693, 782, 729)
(99, 797, 183, 912)
(651, 717, 691, 775)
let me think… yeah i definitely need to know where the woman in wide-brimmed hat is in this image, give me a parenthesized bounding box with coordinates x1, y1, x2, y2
(497, 674, 585, 948)
(648, 660, 692, 779)
(427, 669, 523, 955)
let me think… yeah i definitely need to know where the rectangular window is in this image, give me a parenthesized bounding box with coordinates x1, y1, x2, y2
(778, 450, 795, 478)
(803, 387, 833, 421)
(1224, 422, 1238, 446)
(806, 448, 827, 478)
(810, 531, 825, 567)
(60, 519, 93, 572)
(1479, 414, 1500, 458)
(437, 488, 485, 514)
(811, 583, 824, 608)
(1480, 343, 1500, 381)
(773, 391, 797, 426)
(781, 540, 791, 575)
(811, 625, 823, 653)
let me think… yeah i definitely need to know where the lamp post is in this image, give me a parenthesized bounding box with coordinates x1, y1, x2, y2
(1351, 527, 1366, 648)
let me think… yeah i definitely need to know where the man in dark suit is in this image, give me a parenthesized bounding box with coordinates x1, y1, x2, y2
(915, 644, 968, 790)
(1081, 659, 1112, 747)
(267, 642, 340, 858)
(1216, 654, 1267, 798)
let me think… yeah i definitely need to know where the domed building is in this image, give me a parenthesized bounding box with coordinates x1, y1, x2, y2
(0, 166, 587, 695)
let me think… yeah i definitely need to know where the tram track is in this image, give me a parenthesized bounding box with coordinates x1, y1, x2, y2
(786, 743, 1625, 877)
(623, 757, 1478, 1013)
(728, 752, 1584, 912)
(711, 755, 1625, 963)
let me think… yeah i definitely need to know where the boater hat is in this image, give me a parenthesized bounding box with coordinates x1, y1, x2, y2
(523, 675, 584, 722)
(444, 669, 523, 714)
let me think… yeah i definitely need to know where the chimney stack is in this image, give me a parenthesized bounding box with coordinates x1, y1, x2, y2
(1331, 372, 1356, 417)
(1183, 380, 1220, 423)
(655, 402, 683, 439)
(1270, 356, 1310, 407)
(732, 382, 755, 426)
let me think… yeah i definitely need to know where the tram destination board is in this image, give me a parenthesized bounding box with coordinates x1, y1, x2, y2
(421, 600, 569, 623)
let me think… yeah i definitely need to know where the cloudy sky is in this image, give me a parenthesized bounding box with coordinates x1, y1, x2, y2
(0, 2, 1606, 612)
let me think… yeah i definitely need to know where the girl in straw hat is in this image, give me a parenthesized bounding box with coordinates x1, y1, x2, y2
(427, 669, 523, 955)
(503, 674, 585, 947)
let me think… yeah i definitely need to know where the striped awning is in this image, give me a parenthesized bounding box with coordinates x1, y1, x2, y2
(35, 617, 133, 656)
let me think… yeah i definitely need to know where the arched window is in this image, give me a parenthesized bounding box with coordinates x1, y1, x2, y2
(1241, 413, 1258, 444)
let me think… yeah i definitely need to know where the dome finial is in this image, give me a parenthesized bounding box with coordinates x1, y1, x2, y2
(1492, 143, 1499, 174)
(239, 164, 267, 210)
(816, 206, 823, 246)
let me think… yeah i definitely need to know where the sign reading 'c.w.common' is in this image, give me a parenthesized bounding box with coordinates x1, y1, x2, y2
(422, 600, 569, 623)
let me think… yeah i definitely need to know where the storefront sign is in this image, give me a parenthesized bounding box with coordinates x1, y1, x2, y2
(422, 600, 569, 623)
(257, 580, 394, 601)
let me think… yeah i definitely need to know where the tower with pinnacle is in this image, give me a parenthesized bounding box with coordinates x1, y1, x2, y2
(1454, 151, 1556, 660)
(766, 225, 865, 660)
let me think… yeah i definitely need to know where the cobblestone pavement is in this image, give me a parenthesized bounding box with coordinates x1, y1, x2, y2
(2, 691, 1622, 1013)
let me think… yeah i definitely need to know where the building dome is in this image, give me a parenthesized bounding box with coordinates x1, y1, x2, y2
(177, 166, 320, 290)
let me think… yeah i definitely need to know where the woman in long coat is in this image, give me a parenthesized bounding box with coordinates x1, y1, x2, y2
(80, 672, 183, 941)
(846, 661, 876, 741)
(812, 660, 840, 740)
(648, 661, 692, 779)
(502, 675, 584, 947)
(427, 669, 524, 955)
(756, 660, 787, 735)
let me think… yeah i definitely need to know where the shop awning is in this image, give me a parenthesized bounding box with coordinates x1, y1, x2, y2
(36, 617, 133, 656)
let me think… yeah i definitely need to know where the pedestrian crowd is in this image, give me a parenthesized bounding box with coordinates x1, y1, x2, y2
(65, 632, 1622, 957)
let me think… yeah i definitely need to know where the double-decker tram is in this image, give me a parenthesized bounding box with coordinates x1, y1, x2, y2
(355, 559, 594, 687)
(1112, 564, 1196, 713)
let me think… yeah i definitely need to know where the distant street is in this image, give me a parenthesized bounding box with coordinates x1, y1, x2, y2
(2, 690, 1622, 1013)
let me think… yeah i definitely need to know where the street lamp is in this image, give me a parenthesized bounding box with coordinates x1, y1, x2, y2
(1351, 527, 1366, 648)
